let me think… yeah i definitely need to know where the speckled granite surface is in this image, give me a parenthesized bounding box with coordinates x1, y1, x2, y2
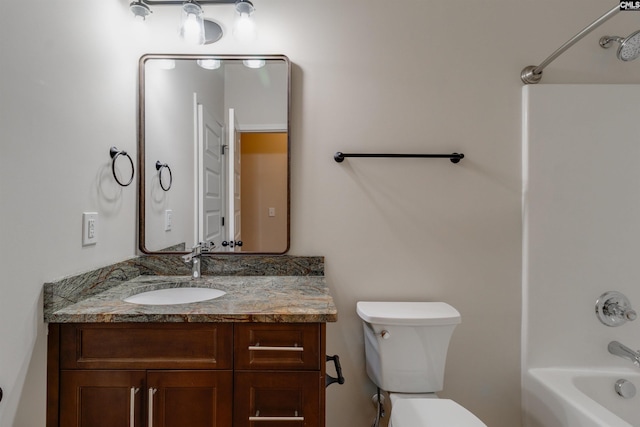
(44, 255, 333, 323)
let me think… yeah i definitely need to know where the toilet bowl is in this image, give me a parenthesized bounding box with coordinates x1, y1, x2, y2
(357, 301, 486, 427)
(389, 396, 485, 427)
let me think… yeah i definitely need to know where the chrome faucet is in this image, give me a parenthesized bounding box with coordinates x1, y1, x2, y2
(182, 242, 214, 279)
(609, 341, 640, 367)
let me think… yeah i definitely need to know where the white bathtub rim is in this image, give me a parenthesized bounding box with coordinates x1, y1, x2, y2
(526, 367, 637, 427)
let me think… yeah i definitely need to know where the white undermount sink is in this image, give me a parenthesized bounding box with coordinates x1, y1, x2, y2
(123, 287, 226, 305)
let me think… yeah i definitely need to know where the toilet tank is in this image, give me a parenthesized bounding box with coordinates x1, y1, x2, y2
(356, 301, 461, 393)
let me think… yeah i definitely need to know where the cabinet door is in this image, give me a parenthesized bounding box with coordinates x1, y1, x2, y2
(60, 370, 145, 427)
(147, 370, 233, 427)
(234, 372, 321, 427)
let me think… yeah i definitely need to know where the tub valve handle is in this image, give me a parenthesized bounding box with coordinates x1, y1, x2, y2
(596, 291, 636, 327)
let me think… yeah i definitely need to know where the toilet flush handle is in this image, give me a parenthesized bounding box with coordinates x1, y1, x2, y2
(380, 330, 391, 340)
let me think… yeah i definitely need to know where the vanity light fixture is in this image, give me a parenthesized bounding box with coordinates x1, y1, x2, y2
(130, 1, 152, 20)
(234, 0, 254, 16)
(128, 0, 254, 45)
(233, 0, 256, 41)
(179, 0, 206, 44)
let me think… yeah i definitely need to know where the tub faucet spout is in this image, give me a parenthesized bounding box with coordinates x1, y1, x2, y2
(608, 341, 640, 367)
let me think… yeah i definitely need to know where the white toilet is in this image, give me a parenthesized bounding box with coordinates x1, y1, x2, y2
(356, 301, 487, 427)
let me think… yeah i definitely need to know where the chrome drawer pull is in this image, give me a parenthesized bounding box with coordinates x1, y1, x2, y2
(248, 344, 304, 352)
(148, 388, 157, 427)
(250, 410, 303, 421)
(248, 416, 305, 421)
(130, 387, 139, 427)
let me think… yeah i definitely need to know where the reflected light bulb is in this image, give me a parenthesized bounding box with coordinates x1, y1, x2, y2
(197, 59, 221, 70)
(243, 59, 265, 69)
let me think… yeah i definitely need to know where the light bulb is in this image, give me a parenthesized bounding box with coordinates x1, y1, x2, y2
(179, 1, 205, 45)
(233, 0, 256, 42)
(233, 14, 256, 42)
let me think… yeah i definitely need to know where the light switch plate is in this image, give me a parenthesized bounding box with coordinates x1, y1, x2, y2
(82, 212, 98, 246)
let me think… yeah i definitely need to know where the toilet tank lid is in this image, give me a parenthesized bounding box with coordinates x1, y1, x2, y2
(356, 302, 461, 326)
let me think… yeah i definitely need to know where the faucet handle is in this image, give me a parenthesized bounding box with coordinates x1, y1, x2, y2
(200, 241, 215, 252)
(597, 291, 637, 327)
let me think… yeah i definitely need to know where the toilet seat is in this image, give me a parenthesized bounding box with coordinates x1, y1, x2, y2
(389, 398, 487, 427)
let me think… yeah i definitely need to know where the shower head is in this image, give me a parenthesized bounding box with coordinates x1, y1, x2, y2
(599, 30, 640, 61)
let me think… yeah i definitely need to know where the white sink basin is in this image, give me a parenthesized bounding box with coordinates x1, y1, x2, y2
(124, 287, 226, 305)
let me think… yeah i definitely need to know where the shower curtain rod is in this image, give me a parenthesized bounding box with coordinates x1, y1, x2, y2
(521, 3, 620, 84)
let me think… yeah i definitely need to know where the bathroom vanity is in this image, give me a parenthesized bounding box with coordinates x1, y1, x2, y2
(43, 54, 338, 426)
(44, 259, 337, 427)
(49, 322, 325, 427)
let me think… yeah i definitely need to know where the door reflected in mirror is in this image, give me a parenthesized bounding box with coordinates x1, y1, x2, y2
(139, 54, 290, 254)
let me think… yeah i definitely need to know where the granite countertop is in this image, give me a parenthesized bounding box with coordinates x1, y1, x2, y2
(46, 275, 337, 323)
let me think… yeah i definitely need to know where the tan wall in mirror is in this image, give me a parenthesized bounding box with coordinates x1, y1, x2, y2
(240, 133, 288, 252)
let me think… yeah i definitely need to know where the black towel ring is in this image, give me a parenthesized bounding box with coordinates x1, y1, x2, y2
(156, 161, 172, 191)
(109, 147, 135, 187)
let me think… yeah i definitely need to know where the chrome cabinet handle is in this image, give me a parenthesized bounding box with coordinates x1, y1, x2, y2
(130, 387, 139, 427)
(249, 410, 304, 422)
(248, 416, 305, 421)
(248, 345, 303, 352)
(148, 388, 157, 427)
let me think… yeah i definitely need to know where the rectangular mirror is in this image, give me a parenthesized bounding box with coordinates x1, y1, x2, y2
(138, 54, 290, 254)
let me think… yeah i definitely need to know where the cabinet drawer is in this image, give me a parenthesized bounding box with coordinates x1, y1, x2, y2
(234, 371, 321, 427)
(234, 323, 320, 370)
(60, 323, 233, 369)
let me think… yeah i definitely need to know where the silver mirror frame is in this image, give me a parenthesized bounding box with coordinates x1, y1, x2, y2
(137, 53, 291, 255)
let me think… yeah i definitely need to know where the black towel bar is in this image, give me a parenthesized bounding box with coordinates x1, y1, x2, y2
(334, 152, 464, 164)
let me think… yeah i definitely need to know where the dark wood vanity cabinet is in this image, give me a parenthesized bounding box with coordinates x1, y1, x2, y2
(59, 370, 232, 427)
(48, 323, 326, 427)
(233, 323, 325, 427)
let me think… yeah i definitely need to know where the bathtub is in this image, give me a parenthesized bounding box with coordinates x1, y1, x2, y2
(523, 368, 640, 427)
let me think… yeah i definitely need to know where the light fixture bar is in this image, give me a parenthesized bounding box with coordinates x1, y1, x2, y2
(141, 0, 235, 4)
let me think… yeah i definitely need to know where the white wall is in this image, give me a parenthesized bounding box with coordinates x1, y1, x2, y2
(522, 85, 640, 366)
(3, 1, 640, 426)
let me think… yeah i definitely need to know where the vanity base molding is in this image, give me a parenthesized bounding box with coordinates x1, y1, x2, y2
(47, 322, 327, 427)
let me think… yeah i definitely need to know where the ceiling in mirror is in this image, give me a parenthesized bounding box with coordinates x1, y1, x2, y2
(138, 54, 290, 255)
